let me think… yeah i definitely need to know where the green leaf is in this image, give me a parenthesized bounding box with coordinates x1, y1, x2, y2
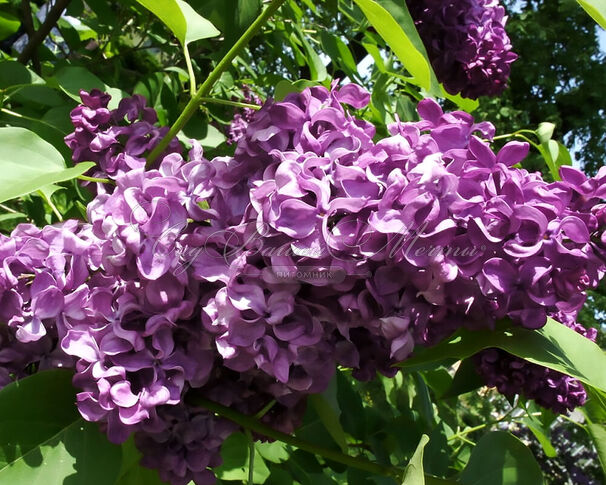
(399, 318, 606, 393)
(0, 127, 95, 204)
(586, 423, 606, 482)
(401, 434, 429, 485)
(309, 380, 348, 453)
(274, 79, 319, 101)
(135, 0, 220, 46)
(353, 0, 434, 93)
(114, 437, 169, 484)
(297, 32, 327, 82)
(51, 66, 123, 109)
(577, 0, 606, 30)
(538, 139, 572, 180)
(441, 358, 484, 398)
(0, 212, 26, 223)
(336, 371, 366, 440)
(255, 441, 290, 464)
(536, 122, 555, 144)
(0, 61, 44, 88)
(0, 11, 19, 39)
(176, 0, 221, 44)
(320, 31, 358, 77)
(0, 370, 122, 485)
(460, 431, 544, 485)
(585, 386, 606, 424)
(214, 432, 270, 483)
(523, 417, 556, 458)
(538, 139, 560, 180)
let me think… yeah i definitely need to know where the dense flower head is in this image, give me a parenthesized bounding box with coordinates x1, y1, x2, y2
(209, 87, 606, 370)
(406, 0, 518, 98)
(64, 89, 182, 187)
(3, 84, 606, 484)
(475, 347, 588, 414)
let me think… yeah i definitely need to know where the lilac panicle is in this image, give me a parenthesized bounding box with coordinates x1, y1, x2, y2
(407, 0, 518, 98)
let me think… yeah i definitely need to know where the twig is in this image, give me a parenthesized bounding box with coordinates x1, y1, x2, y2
(18, 0, 72, 65)
(20, 0, 40, 73)
(198, 97, 261, 110)
(191, 396, 401, 478)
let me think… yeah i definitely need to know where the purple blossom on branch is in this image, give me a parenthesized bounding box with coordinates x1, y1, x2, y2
(406, 0, 518, 98)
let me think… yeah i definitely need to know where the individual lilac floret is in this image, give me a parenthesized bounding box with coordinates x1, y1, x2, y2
(64, 90, 182, 187)
(407, 0, 518, 98)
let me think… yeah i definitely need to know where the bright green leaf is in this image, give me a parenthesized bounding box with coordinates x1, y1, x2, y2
(401, 435, 429, 485)
(460, 431, 544, 485)
(353, 0, 433, 92)
(176, 0, 221, 44)
(399, 318, 606, 393)
(536, 122, 555, 144)
(255, 441, 290, 464)
(0, 11, 19, 39)
(0, 127, 95, 204)
(136, 0, 219, 46)
(0, 212, 26, 223)
(578, 0, 606, 30)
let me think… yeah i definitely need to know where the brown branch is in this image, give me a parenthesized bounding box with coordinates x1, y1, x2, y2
(18, 0, 71, 65)
(20, 0, 40, 73)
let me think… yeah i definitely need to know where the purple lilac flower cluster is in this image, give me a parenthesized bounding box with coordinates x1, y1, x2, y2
(1, 84, 606, 484)
(64, 89, 182, 185)
(406, 0, 518, 99)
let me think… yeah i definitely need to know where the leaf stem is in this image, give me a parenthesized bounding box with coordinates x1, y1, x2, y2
(77, 175, 115, 185)
(0, 203, 19, 214)
(183, 43, 197, 97)
(190, 396, 401, 478)
(198, 97, 262, 111)
(146, 0, 286, 166)
(37, 189, 63, 222)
